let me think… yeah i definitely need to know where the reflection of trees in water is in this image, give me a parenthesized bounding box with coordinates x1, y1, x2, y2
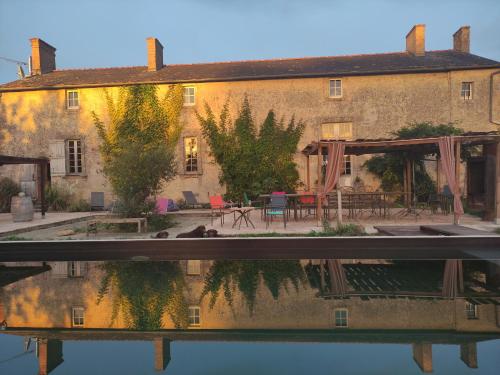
(201, 260, 306, 314)
(97, 261, 189, 330)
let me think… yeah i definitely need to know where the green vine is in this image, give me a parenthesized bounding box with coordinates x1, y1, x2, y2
(96, 261, 189, 330)
(197, 96, 305, 201)
(200, 260, 306, 315)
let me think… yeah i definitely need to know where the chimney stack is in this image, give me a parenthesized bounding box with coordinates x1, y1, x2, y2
(453, 26, 470, 53)
(30, 38, 56, 75)
(406, 24, 426, 56)
(147, 37, 164, 72)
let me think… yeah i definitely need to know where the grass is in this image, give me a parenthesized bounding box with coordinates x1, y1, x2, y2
(236, 223, 365, 237)
(495, 228, 500, 235)
(1, 235, 31, 241)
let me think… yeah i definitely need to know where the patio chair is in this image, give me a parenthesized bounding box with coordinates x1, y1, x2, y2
(264, 194, 287, 228)
(298, 192, 316, 219)
(182, 191, 202, 208)
(209, 195, 234, 226)
(155, 198, 179, 214)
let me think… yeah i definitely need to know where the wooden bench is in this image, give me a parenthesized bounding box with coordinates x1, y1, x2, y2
(86, 217, 148, 235)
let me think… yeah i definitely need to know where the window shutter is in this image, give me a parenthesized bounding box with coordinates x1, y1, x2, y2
(50, 262, 69, 278)
(49, 140, 66, 176)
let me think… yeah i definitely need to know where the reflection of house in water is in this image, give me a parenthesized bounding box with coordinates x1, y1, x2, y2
(0, 260, 499, 374)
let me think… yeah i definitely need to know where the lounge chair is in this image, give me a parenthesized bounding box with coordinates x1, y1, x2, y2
(182, 191, 202, 208)
(264, 194, 287, 228)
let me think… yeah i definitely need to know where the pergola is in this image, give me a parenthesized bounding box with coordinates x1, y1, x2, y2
(0, 155, 49, 217)
(301, 132, 500, 223)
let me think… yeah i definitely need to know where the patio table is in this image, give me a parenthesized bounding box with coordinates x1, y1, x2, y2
(230, 206, 255, 229)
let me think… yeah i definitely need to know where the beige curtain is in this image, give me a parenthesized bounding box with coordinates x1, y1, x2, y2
(442, 260, 464, 298)
(324, 142, 346, 194)
(327, 259, 347, 296)
(438, 136, 464, 221)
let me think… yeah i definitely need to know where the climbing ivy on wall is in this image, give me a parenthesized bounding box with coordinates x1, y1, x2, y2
(96, 261, 189, 330)
(200, 260, 306, 315)
(197, 97, 305, 200)
(92, 84, 184, 216)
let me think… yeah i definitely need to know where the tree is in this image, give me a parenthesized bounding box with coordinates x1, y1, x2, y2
(363, 122, 465, 201)
(197, 97, 304, 200)
(92, 84, 183, 216)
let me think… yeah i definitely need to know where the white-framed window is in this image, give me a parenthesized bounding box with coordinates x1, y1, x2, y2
(184, 137, 198, 173)
(66, 90, 79, 109)
(187, 260, 201, 275)
(329, 79, 342, 98)
(183, 86, 196, 106)
(68, 261, 83, 277)
(461, 82, 473, 100)
(67, 139, 83, 174)
(334, 308, 348, 327)
(72, 307, 85, 327)
(465, 302, 478, 319)
(188, 306, 200, 326)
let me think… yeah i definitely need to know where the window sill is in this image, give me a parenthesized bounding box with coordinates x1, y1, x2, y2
(327, 96, 344, 101)
(180, 172, 202, 178)
(63, 174, 88, 179)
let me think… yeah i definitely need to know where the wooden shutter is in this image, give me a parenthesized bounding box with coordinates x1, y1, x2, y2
(49, 140, 66, 176)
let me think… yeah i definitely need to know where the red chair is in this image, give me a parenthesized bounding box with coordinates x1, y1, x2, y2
(298, 192, 316, 219)
(209, 195, 234, 226)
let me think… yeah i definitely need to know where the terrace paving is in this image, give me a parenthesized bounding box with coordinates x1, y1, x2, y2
(0, 208, 498, 241)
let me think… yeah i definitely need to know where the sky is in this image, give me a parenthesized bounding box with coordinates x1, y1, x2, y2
(0, 0, 499, 84)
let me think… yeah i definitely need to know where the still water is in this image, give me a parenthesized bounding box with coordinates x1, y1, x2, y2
(1, 259, 499, 374)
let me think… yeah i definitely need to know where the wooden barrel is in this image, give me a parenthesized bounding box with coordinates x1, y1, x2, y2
(11, 194, 34, 222)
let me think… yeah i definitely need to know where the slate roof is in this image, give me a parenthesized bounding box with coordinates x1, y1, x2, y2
(1, 50, 499, 92)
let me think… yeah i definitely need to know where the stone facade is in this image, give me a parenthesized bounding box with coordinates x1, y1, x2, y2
(1, 67, 499, 205)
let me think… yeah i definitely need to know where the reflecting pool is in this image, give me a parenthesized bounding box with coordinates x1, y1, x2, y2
(1, 259, 499, 374)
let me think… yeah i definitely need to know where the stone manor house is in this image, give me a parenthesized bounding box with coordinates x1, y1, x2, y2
(0, 25, 499, 206)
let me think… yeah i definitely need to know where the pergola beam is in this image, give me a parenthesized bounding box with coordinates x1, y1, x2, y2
(0, 154, 49, 217)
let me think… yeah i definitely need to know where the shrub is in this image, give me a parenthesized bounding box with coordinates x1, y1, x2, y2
(147, 213, 175, 232)
(308, 222, 365, 237)
(0, 177, 20, 212)
(45, 183, 73, 211)
(69, 199, 92, 212)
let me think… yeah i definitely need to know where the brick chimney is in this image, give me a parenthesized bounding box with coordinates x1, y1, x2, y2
(406, 24, 426, 56)
(30, 38, 56, 75)
(453, 26, 470, 53)
(147, 37, 164, 72)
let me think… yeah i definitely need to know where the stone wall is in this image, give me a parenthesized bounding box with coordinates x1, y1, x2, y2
(1, 67, 499, 204)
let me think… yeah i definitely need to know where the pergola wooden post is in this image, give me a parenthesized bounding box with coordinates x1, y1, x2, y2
(454, 141, 462, 225)
(316, 142, 323, 226)
(306, 154, 310, 191)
